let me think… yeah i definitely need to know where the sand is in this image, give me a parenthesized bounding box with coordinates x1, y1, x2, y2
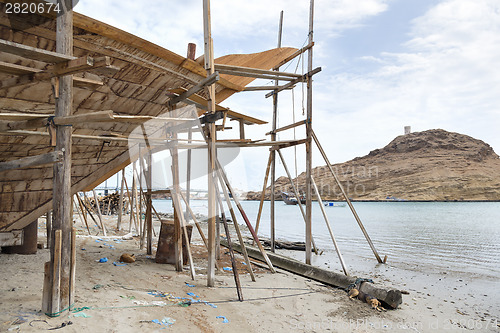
(1, 215, 499, 332)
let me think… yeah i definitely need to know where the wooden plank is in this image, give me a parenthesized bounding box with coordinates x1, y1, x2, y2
(215, 63, 301, 78)
(0, 151, 63, 172)
(50, 230, 62, 315)
(243, 85, 293, 91)
(0, 230, 23, 246)
(168, 72, 219, 106)
(273, 42, 314, 70)
(265, 67, 321, 98)
(266, 120, 306, 135)
(217, 69, 296, 81)
(0, 38, 75, 63)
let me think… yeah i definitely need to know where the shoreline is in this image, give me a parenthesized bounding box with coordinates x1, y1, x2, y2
(1, 214, 499, 332)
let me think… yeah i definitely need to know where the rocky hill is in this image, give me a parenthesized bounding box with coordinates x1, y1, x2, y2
(245, 129, 500, 201)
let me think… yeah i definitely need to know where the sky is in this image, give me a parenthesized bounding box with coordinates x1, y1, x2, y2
(80, 0, 500, 191)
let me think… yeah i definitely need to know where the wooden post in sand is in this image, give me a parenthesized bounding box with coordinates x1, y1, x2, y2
(304, 0, 315, 265)
(145, 152, 153, 255)
(45, 0, 74, 314)
(117, 168, 125, 230)
(311, 177, 348, 275)
(269, 10, 284, 253)
(93, 189, 107, 236)
(203, 0, 217, 287)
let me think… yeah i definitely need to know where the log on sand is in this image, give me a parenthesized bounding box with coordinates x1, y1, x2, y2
(222, 240, 403, 309)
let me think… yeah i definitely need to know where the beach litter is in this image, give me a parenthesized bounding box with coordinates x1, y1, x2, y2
(112, 262, 127, 266)
(73, 312, 90, 318)
(98, 257, 108, 263)
(216, 316, 229, 323)
(152, 317, 175, 327)
(185, 282, 195, 287)
(222, 267, 232, 272)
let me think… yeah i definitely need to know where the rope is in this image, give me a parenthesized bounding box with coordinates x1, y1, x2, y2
(44, 303, 75, 318)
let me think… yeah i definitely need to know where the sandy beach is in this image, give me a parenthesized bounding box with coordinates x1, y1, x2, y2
(1, 215, 499, 333)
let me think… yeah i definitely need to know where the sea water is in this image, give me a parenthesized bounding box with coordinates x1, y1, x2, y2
(153, 199, 500, 317)
(153, 200, 500, 279)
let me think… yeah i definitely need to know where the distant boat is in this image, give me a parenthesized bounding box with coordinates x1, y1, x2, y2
(324, 202, 346, 207)
(386, 195, 407, 202)
(281, 192, 305, 205)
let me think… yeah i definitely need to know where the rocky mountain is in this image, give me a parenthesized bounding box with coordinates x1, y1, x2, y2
(245, 129, 500, 201)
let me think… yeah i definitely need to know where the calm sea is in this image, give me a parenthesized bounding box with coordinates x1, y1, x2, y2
(152, 200, 500, 281)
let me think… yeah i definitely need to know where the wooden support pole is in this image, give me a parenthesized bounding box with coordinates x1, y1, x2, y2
(253, 152, 272, 244)
(215, 179, 243, 300)
(312, 130, 383, 263)
(203, 0, 217, 287)
(69, 227, 76, 307)
(179, 190, 220, 270)
(73, 195, 90, 235)
(171, 189, 196, 279)
(169, 122, 185, 272)
(92, 189, 107, 236)
(214, 171, 256, 281)
(305, 0, 315, 265)
(276, 149, 318, 254)
(117, 168, 125, 230)
(184, 38, 193, 225)
(311, 177, 348, 275)
(214, 158, 275, 273)
(49, 0, 73, 313)
(238, 119, 245, 140)
(50, 229, 62, 315)
(138, 154, 144, 249)
(46, 211, 52, 249)
(145, 152, 153, 255)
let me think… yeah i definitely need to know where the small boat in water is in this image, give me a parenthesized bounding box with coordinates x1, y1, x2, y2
(281, 192, 306, 205)
(324, 202, 346, 207)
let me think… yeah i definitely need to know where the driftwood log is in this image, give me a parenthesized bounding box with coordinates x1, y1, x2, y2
(223, 240, 403, 309)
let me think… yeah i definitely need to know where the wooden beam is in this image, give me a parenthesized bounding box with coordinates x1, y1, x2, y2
(265, 67, 321, 98)
(168, 72, 219, 106)
(0, 230, 23, 246)
(266, 120, 306, 135)
(243, 85, 293, 91)
(0, 110, 114, 131)
(0, 151, 63, 172)
(215, 63, 301, 78)
(0, 56, 113, 90)
(217, 69, 296, 81)
(273, 42, 315, 70)
(269, 138, 308, 151)
(0, 62, 103, 88)
(0, 38, 75, 63)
